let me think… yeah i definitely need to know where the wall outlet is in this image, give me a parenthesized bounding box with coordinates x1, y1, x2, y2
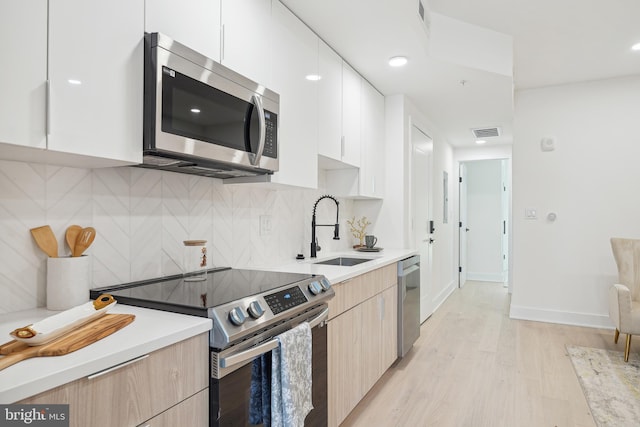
(259, 215, 273, 236)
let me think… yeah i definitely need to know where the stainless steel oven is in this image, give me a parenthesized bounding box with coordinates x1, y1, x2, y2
(91, 268, 333, 426)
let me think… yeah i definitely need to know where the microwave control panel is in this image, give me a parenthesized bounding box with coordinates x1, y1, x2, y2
(263, 111, 277, 158)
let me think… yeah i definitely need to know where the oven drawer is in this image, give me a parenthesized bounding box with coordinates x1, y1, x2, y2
(19, 333, 209, 427)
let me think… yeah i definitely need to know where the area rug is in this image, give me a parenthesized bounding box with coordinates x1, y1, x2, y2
(566, 345, 640, 427)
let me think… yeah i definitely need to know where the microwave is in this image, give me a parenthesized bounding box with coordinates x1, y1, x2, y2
(142, 32, 279, 179)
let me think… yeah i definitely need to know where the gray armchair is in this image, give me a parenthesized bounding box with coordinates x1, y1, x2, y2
(609, 238, 640, 362)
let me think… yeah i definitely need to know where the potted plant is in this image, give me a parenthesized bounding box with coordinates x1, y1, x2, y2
(347, 216, 372, 248)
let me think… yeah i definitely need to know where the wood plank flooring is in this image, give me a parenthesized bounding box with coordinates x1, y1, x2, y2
(341, 281, 637, 427)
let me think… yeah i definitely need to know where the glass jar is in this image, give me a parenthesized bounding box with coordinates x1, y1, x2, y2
(183, 240, 207, 281)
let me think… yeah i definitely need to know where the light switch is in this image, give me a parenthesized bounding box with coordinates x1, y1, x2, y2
(525, 208, 537, 219)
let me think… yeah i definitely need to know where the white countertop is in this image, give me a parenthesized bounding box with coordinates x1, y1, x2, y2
(0, 247, 414, 403)
(266, 248, 418, 283)
(0, 305, 212, 403)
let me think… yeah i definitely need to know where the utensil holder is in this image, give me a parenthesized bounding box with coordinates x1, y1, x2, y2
(46, 255, 92, 311)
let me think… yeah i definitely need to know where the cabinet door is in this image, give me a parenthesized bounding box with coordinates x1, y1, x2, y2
(328, 307, 362, 427)
(0, 1, 47, 149)
(20, 334, 208, 427)
(221, 0, 272, 86)
(341, 62, 361, 167)
(269, 0, 318, 189)
(360, 295, 383, 395)
(317, 40, 343, 162)
(145, 0, 221, 62)
(360, 80, 385, 198)
(48, 0, 143, 164)
(380, 286, 398, 372)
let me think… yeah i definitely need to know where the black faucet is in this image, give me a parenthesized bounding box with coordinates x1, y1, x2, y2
(311, 195, 340, 258)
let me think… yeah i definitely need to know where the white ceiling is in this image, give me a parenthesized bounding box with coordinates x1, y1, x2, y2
(280, 0, 640, 148)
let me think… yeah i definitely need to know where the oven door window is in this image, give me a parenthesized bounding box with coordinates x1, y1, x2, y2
(161, 67, 261, 155)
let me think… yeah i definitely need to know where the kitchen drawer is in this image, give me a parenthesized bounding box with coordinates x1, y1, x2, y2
(20, 333, 208, 427)
(138, 388, 208, 427)
(328, 264, 397, 320)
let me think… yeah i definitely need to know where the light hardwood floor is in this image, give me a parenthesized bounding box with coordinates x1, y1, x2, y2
(341, 281, 637, 427)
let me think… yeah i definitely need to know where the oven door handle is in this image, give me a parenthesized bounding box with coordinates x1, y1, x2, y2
(220, 307, 329, 369)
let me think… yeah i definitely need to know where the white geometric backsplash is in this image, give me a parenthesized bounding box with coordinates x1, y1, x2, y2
(0, 159, 354, 314)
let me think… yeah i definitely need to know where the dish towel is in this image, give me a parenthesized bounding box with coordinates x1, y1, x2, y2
(271, 322, 313, 427)
(249, 352, 272, 425)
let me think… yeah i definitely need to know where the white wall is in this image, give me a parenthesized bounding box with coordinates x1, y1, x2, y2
(0, 161, 354, 314)
(465, 160, 504, 281)
(510, 75, 640, 328)
(365, 94, 456, 310)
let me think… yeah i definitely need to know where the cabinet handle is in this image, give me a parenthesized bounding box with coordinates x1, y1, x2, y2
(341, 136, 345, 158)
(221, 24, 225, 61)
(87, 354, 149, 380)
(46, 80, 50, 136)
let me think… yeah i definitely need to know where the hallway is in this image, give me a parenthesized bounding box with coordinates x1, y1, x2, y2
(342, 281, 631, 427)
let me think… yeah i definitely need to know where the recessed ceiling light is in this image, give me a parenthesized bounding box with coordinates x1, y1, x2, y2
(475, 140, 487, 145)
(305, 74, 322, 81)
(632, 42, 640, 51)
(190, 108, 201, 113)
(67, 79, 82, 85)
(388, 56, 408, 67)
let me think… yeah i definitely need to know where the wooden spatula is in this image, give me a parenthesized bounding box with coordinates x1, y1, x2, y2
(65, 225, 82, 256)
(30, 225, 58, 258)
(73, 227, 96, 257)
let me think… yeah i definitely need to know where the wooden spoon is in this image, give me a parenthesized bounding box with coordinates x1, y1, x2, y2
(73, 227, 96, 257)
(65, 225, 82, 256)
(30, 225, 58, 258)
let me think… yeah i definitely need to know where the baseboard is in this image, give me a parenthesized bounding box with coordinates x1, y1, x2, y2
(467, 272, 504, 282)
(432, 279, 456, 313)
(509, 304, 614, 329)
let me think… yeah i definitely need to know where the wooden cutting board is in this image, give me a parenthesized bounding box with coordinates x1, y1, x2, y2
(0, 313, 135, 371)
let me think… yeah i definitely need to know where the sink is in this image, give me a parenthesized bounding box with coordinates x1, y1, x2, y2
(314, 257, 373, 267)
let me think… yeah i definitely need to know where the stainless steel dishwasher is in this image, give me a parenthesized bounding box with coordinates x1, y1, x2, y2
(398, 255, 420, 357)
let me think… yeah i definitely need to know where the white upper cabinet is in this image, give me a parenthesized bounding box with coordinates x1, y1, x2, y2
(341, 62, 362, 167)
(360, 80, 385, 198)
(0, 0, 143, 166)
(221, 0, 272, 87)
(325, 78, 385, 199)
(0, 1, 47, 150)
(145, 0, 221, 62)
(270, 1, 318, 189)
(47, 0, 143, 164)
(317, 40, 343, 162)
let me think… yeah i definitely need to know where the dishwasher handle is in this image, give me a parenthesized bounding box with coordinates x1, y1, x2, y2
(220, 307, 329, 369)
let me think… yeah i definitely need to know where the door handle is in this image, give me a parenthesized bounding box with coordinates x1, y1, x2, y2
(249, 94, 266, 166)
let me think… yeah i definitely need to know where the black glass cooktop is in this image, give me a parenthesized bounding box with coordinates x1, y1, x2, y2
(89, 268, 315, 317)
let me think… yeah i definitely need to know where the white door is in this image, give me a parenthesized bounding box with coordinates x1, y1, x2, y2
(459, 163, 468, 287)
(501, 159, 509, 284)
(411, 126, 433, 322)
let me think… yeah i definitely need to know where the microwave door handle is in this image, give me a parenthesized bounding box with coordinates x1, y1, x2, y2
(250, 94, 266, 166)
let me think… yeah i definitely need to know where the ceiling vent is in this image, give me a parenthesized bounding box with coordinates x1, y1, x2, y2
(417, 0, 431, 42)
(471, 127, 501, 139)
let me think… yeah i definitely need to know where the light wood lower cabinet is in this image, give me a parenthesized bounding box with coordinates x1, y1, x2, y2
(140, 388, 208, 427)
(19, 333, 209, 427)
(328, 264, 398, 426)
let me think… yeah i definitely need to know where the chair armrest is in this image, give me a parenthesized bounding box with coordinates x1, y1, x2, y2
(609, 283, 632, 330)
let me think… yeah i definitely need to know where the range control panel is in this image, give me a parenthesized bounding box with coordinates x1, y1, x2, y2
(264, 286, 308, 314)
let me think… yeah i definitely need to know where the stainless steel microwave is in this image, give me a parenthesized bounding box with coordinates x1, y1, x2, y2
(142, 32, 279, 179)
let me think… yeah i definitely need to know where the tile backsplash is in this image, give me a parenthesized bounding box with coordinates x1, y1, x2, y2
(0, 160, 353, 314)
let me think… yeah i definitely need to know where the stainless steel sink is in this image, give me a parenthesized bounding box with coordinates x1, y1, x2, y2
(314, 257, 373, 267)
